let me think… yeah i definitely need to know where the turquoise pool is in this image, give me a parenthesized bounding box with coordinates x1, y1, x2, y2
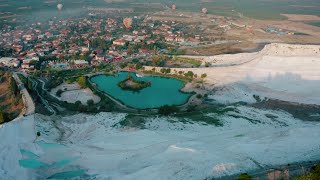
(20, 149, 39, 159)
(90, 72, 192, 109)
(19, 159, 47, 168)
(47, 170, 86, 179)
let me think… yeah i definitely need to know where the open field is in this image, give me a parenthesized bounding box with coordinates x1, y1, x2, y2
(282, 14, 320, 21)
(307, 21, 320, 27)
(137, 0, 320, 20)
(50, 83, 101, 105)
(1, 0, 320, 25)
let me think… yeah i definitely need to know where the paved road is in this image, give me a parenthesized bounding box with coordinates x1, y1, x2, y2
(17, 73, 56, 116)
(32, 78, 56, 116)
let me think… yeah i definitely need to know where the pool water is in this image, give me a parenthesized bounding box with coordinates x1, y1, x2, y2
(36, 140, 64, 149)
(20, 149, 39, 159)
(90, 72, 192, 109)
(51, 158, 78, 167)
(18, 142, 86, 179)
(19, 159, 47, 168)
(47, 170, 86, 179)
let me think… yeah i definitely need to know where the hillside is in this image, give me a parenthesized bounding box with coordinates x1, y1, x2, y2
(0, 71, 23, 123)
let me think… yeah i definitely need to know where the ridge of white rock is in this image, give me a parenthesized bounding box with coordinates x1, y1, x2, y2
(0, 116, 36, 180)
(146, 43, 320, 105)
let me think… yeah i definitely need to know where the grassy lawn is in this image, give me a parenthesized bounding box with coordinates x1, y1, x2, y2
(171, 57, 201, 67)
(307, 21, 320, 27)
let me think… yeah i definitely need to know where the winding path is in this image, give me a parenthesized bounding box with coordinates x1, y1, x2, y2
(17, 73, 56, 116)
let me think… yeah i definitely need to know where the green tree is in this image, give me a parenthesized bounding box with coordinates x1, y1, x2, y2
(158, 105, 179, 115)
(56, 89, 63, 97)
(201, 73, 207, 78)
(120, 63, 127, 69)
(77, 76, 87, 89)
(165, 68, 171, 74)
(160, 68, 166, 74)
(75, 101, 82, 107)
(296, 164, 320, 180)
(184, 71, 194, 78)
(87, 99, 94, 106)
(0, 109, 4, 124)
(237, 173, 252, 180)
(196, 94, 203, 99)
(27, 78, 33, 90)
(136, 63, 143, 70)
(9, 76, 18, 96)
(153, 46, 158, 54)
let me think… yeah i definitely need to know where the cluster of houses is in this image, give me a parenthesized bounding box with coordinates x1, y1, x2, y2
(0, 56, 39, 70)
(0, 16, 206, 71)
(265, 27, 295, 36)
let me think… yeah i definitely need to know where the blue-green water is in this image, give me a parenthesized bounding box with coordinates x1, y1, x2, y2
(47, 170, 86, 179)
(18, 142, 85, 179)
(36, 140, 64, 149)
(51, 158, 78, 167)
(19, 159, 47, 168)
(20, 149, 39, 159)
(90, 72, 192, 109)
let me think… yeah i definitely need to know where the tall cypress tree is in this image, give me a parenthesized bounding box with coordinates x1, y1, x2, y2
(9, 76, 18, 96)
(0, 109, 4, 124)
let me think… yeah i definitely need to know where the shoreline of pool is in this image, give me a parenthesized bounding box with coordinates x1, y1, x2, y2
(88, 72, 196, 111)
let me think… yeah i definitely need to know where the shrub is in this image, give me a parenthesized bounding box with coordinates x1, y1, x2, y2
(136, 63, 143, 70)
(158, 105, 179, 115)
(87, 99, 94, 106)
(56, 89, 63, 97)
(75, 101, 82, 107)
(0, 110, 4, 124)
(77, 76, 87, 89)
(297, 164, 320, 180)
(160, 68, 166, 74)
(186, 105, 196, 112)
(184, 71, 194, 78)
(201, 73, 207, 78)
(237, 173, 252, 180)
(196, 94, 203, 99)
(165, 68, 171, 74)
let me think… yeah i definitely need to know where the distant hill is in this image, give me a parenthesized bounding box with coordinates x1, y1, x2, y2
(0, 0, 319, 25)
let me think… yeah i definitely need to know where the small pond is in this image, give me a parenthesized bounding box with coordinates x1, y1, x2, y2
(90, 72, 192, 109)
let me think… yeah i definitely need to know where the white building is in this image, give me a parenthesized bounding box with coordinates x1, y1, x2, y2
(113, 39, 126, 46)
(0, 57, 19, 67)
(74, 60, 89, 66)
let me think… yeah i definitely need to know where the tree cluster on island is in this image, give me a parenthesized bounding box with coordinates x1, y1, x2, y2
(118, 73, 151, 91)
